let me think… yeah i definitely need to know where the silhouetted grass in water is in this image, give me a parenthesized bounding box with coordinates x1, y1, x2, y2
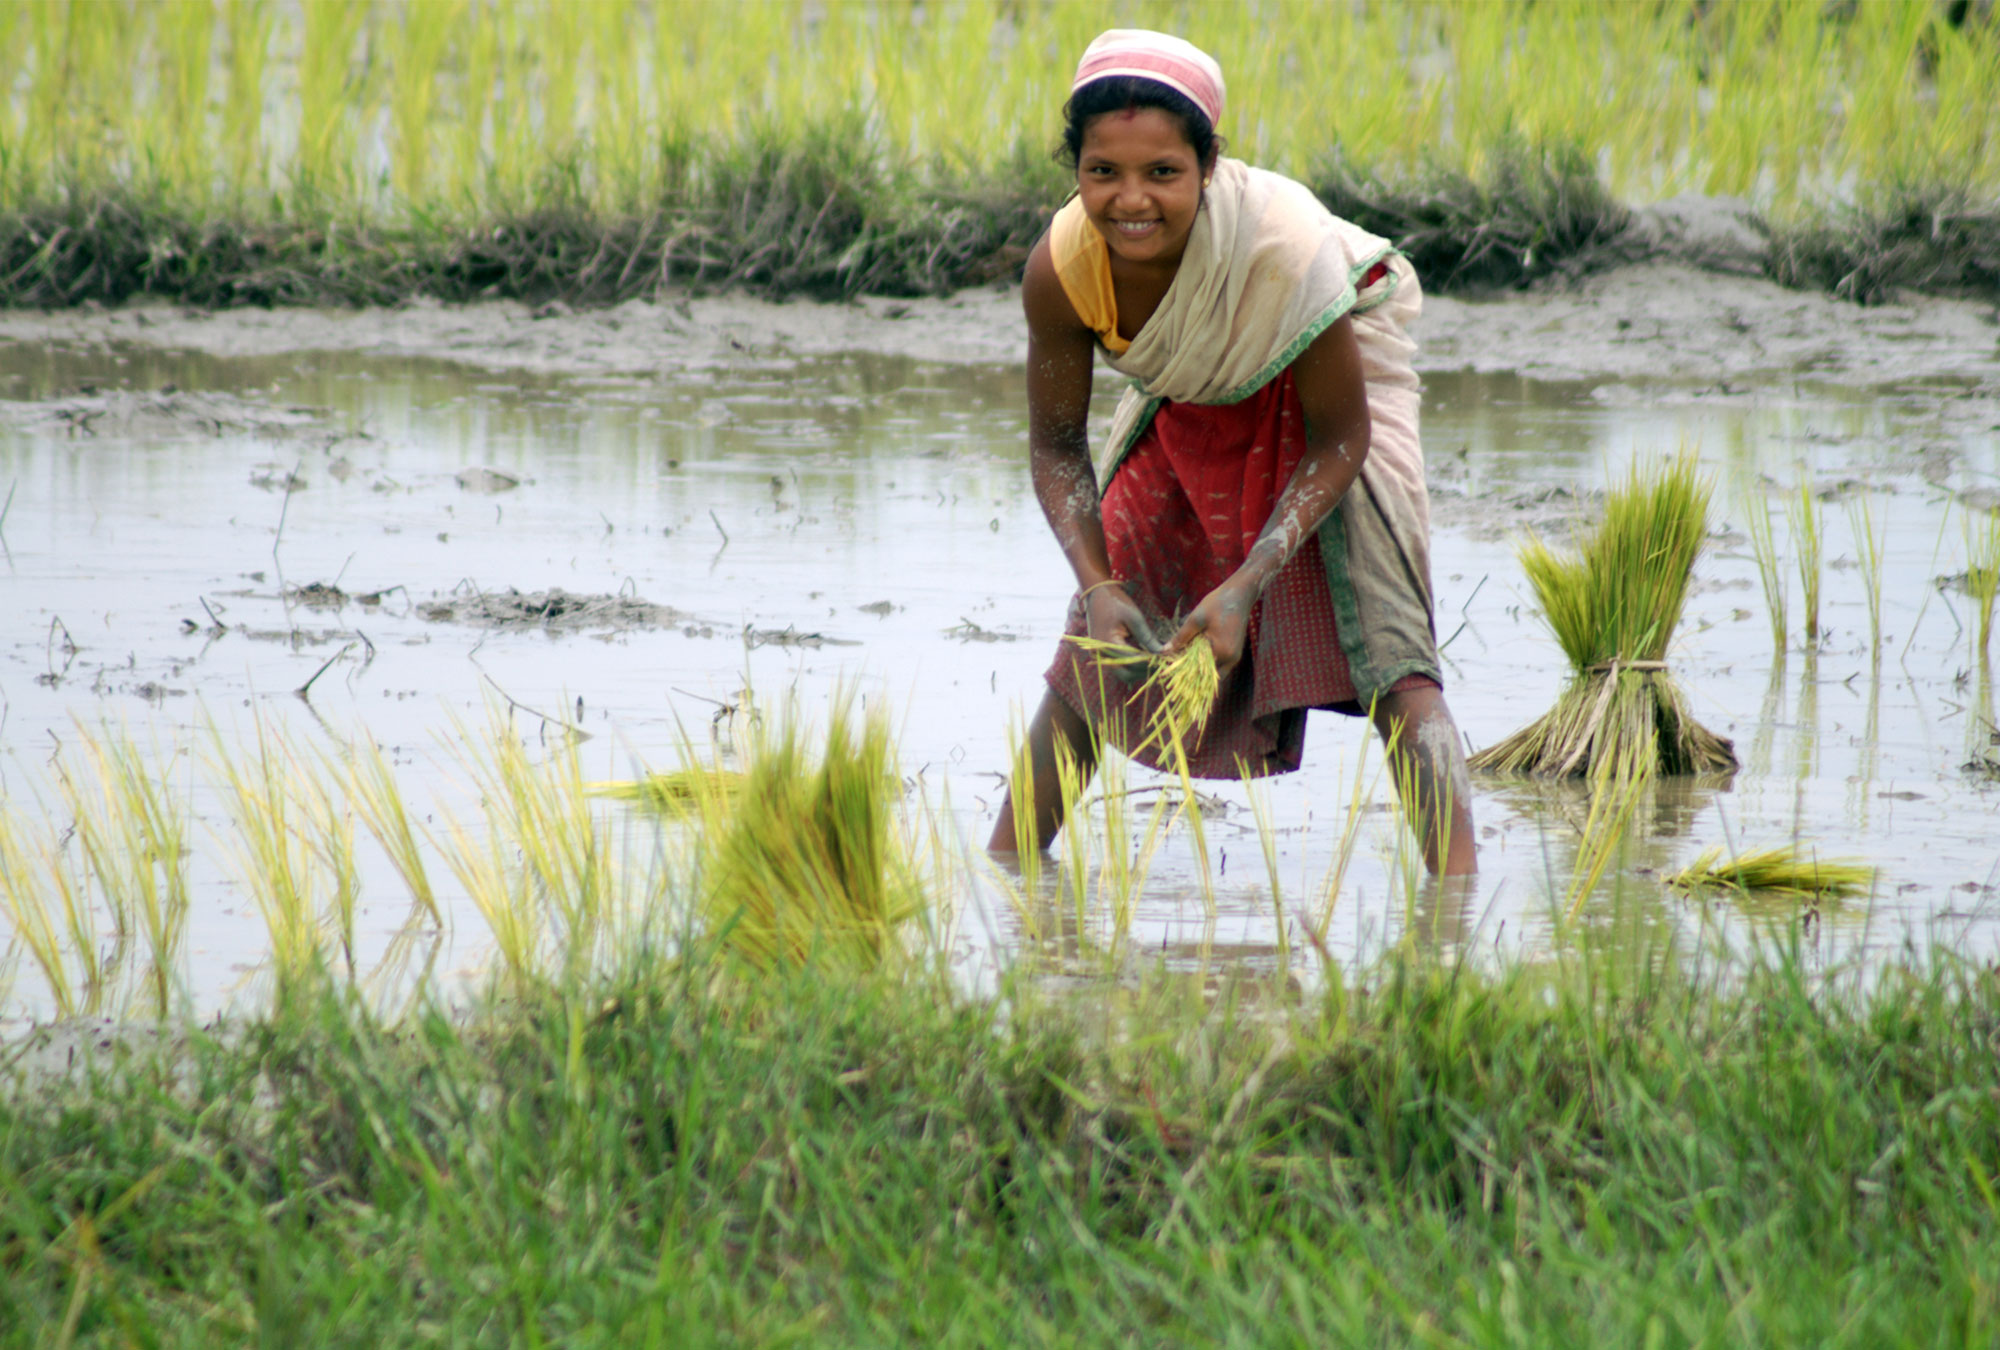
(3, 943, 1997, 1343)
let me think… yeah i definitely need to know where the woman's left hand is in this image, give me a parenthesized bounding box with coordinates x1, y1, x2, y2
(1169, 575, 1258, 678)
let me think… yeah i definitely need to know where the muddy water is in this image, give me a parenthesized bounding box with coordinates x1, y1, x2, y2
(2, 332, 1998, 1023)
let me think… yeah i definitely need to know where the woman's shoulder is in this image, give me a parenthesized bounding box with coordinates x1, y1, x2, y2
(1021, 231, 1094, 343)
(1218, 158, 1398, 274)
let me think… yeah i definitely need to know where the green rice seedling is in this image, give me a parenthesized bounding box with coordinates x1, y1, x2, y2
(1848, 492, 1887, 658)
(152, 0, 214, 200)
(1666, 844, 1874, 900)
(295, 0, 370, 204)
(1470, 450, 1737, 781)
(1003, 712, 1044, 902)
(1240, 768, 1288, 968)
(60, 727, 191, 1018)
(210, 721, 336, 992)
(1312, 737, 1379, 945)
(1964, 506, 2000, 657)
(449, 6, 501, 211)
(1133, 636, 1222, 763)
(1739, 476, 1789, 655)
(0, 803, 96, 1017)
(297, 764, 360, 981)
(1085, 751, 1171, 946)
(1062, 633, 1220, 894)
(587, 0, 647, 211)
(1786, 474, 1824, 644)
(343, 734, 440, 926)
(449, 713, 618, 986)
(221, 0, 275, 202)
(6, 0, 2000, 288)
(1053, 734, 1097, 950)
(689, 694, 923, 976)
(386, 0, 459, 208)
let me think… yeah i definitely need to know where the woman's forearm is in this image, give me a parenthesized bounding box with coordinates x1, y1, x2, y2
(1030, 435, 1115, 588)
(1235, 433, 1368, 595)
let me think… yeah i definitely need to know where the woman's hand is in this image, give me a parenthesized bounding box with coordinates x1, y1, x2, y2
(1085, 583, 1161, 654)
(1168, 574, 1258, 677)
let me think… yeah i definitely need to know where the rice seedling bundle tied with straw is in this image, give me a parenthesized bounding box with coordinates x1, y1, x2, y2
(1470, 451, 1737, 781)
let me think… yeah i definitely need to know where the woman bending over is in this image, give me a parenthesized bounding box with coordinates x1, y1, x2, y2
(989, 29, 1476, 875)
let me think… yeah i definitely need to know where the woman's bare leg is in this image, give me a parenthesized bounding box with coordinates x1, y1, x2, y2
(1372, 685, 1478, 876)
(988, 689, 1099, 853)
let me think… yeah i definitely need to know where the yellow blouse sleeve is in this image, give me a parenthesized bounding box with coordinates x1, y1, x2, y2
(1049, 198, 1129, 356)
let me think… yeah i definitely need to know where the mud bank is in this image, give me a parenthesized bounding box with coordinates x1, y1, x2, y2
(3, 257, 1996, 401)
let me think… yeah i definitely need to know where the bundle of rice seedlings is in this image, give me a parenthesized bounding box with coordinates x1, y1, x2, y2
(1469, 451, 1737, 781)
(1061, 632, 1220, 895)
(693, 699, 922, 975)
(1666, 844, 1874, 899)
(1062, 633, 1220, 764)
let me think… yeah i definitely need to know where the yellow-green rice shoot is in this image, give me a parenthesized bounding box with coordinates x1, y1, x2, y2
(1786, 475, 1825, 645)
(1964, 506, 2000, 657)
(1740, 475, 1789, 655)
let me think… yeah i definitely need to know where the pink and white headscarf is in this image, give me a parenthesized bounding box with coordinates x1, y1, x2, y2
(1071, 29, 1226, 131)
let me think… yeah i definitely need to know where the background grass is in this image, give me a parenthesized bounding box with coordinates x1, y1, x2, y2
(0, 0, 1995, 306)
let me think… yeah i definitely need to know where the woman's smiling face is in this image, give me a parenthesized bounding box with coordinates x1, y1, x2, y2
(1075, 107, 1206, 268)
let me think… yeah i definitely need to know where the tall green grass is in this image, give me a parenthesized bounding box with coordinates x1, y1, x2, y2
(0, 1, 1994, 306)
(2, 934, 1997, 1342)
(7, 1, 1992, 217)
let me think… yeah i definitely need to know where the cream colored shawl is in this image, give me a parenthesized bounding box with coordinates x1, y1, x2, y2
(1050, 157, 1420, 491)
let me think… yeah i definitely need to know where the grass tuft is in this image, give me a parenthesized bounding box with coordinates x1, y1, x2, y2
(2, 943, 1997, 1342)
(1764, 189, 2000, 304)
(1314, 142, 1638, 291)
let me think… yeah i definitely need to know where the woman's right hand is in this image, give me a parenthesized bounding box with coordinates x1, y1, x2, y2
(1085, 582, 1161, 655)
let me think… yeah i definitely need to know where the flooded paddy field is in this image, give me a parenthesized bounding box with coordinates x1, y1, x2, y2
(3, 265, 1999, 1025)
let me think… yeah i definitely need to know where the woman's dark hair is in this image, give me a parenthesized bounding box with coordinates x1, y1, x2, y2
(1058, 76, 1222, 170)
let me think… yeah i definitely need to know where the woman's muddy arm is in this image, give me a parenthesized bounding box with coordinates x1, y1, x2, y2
(1235, 314, 1371, 595)
(1169, 317, 1371, 670)
(1020, 241, 1157, 651)
(1021, 240, 1111, 587)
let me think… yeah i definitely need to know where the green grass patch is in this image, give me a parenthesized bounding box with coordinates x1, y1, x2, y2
(3, 944, 1997, 1344)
